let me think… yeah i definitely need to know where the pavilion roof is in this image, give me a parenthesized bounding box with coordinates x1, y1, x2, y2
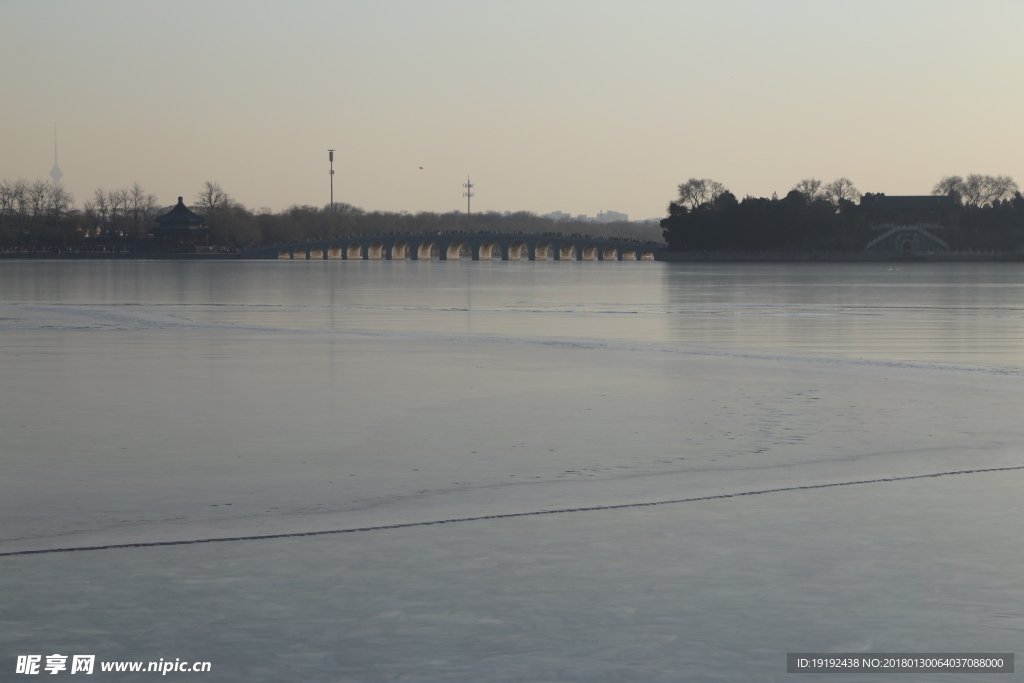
(155, 197, 205, 226)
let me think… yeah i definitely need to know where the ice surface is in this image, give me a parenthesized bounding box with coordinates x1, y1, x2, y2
(3, 470, 1022, 681)
(2, 261, 1023, 680)
(2, 315, 1022, 553)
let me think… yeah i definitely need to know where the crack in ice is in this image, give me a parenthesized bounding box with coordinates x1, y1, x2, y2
(3, 465, 1021, 558)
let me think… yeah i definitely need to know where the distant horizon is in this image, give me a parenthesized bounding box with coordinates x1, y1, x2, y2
(4, 1, 1022, 218)
(5, 168, 1002, 223)
(9, 143, 1012, 221)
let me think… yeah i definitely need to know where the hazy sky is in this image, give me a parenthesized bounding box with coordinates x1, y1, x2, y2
(3, 0, 1022, 219)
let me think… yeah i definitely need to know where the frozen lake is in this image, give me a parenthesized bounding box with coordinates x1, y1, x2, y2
(2, 260, 1023, 681)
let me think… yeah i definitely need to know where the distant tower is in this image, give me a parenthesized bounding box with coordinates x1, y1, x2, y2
(463, 176, 474, 214)
(49, 124, 63, 187)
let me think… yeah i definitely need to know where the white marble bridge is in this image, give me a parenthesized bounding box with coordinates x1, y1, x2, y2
(245, 232, 661, 261)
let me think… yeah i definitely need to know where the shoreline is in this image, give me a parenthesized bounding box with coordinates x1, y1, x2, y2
(0, 251, 241, 260)
(654, 250, 1024, 263)
(1, 250, 1021, 263)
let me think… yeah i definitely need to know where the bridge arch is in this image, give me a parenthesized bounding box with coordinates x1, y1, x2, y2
(346, 243, 363, 260)
(367, 241, 386, 260)
(443, 239, 469, 260)
(390, 241, 408, 260)
(478, 239, 504, 260)
(534, 241, 552, 260)
(557, 243, 577, 261)
(508, 240, 529, 260)
(327, 245, 343, 259)
(413, 240, 436, 260)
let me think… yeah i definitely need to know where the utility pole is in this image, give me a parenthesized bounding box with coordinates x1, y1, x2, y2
(463, 176, 474, 215)
(328, 149, 335, 211)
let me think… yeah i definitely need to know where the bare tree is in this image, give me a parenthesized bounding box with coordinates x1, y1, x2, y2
(82, 200, 98, 237)
(960, 175, 985, 207)
(985, 175, 1018, 205)
(793, 178, 824, 203)
(932, 175, 964, 201)
(92, 188, 110, 234)
(677, 178, 707, 210)
(127, 182, 159, 240)
(677, 178, 727, 210)
(27, 180, 51, 222)
(823, 178, 859, 208)
(3, 179, 27, 223)
(0, 179, 29, 236)
(959, 174, 1019, 207)
(49, 184, 73, 223)
(0, 180, 14, 230)
(141, 191, 159, 238)
(706, 180, 726, 204)
(196, 181, 229, 216)
(13, 179, 28, 219)
(108, 189, 129, 236)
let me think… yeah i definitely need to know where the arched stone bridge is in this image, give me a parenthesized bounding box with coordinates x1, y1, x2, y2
(245, 232, 661, 261)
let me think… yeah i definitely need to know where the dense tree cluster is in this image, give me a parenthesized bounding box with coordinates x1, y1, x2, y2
(662, 176, 1024, 252)
(87, 183, 160, 241)
(952, 192, 1024, 250)
(0, 179, 661, 250)
(662, 177, 865, 251)
(0, 179, 79, 245)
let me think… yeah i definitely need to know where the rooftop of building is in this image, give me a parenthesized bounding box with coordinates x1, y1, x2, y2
(859, 194, 959, 211)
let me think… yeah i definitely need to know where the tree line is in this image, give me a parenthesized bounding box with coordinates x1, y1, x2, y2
(0, 179, 662, 249)
(661, 175, 1024, 252)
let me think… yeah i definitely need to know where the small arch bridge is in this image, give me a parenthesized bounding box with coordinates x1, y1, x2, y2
(245, 232, 660, 262)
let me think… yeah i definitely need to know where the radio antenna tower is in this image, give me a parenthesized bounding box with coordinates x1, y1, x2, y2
(328, 149, 335, 211)
(463, 176, 474, 214)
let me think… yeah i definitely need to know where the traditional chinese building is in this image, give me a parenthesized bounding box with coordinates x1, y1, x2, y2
(152, 197, 207, 247)
(861, 194, 958, 256)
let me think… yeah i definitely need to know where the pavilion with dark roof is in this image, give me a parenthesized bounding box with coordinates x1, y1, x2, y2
(153, 197, 207, 247)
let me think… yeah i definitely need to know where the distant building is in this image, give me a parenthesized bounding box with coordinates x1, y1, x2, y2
(859, 194, 959, 228)
(543, 210, 630, 223)
(861, 194, 957, 256)
(597, 210, 628, 223)
(152, 197, 207, 247)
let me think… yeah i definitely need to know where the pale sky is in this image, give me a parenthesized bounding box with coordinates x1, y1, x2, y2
(2, 0, 1022, 219)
